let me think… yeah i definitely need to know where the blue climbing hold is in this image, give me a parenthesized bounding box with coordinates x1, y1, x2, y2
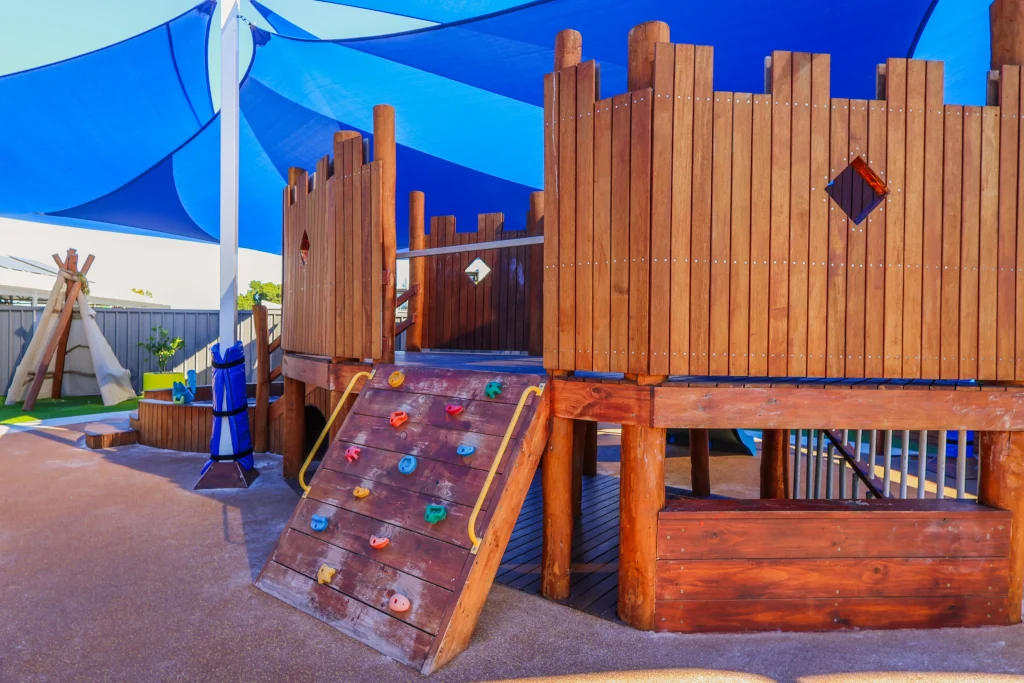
(398, 455, 417, 475)
(424, 505, 447, 524)
(172, 369, 197, 405)
(310, 514, 329, 532)
(484, 380, 503, 399)
(456, 444, 476, 457)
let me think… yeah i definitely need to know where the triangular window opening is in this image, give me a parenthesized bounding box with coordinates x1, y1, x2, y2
(299, 231, 310, 266)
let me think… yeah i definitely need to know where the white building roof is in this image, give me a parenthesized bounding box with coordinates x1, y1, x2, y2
(0, 255, 169, 308)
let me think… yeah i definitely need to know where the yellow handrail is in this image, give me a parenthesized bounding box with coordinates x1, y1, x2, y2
(299, 369, 375, 495)
(468, 383, 544, 554)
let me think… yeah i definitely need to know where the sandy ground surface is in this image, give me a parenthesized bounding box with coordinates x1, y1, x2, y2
(1, 421, 1023, 683)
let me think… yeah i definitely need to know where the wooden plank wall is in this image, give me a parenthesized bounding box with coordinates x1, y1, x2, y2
(543, 35, 1024, 381)
(283, 134, 383, 362)
(421, 214, 534, 352)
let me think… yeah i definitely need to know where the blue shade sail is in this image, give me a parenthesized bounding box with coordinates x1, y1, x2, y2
(0, 0, 993, 254)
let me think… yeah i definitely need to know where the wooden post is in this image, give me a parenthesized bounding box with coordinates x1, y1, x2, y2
(689, 428, 711, 497)
(252, 304, 270, 453)
(541, 416, 574, 599)
(375, 105, 398, 363)
(51, 248, 78, 399)
(554, 29, 582, 70)
(527, 191, 544, 356)
(760, 429, 788, 499)
(407, 191, 426, 352)
(618, 423, 666, 630)
(571, 420, 587, 517)
(283, 375, 306, 479)
(626, 21, 670, 91)
(978, 431, 1024, 623)
(991, 0, 1024, 69)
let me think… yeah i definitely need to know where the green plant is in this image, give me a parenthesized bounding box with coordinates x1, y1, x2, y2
(131, 288, 153, 298)
(138, 326, 184, 372)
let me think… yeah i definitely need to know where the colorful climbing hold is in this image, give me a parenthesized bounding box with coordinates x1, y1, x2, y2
(389, 594, 411, 612)
(424, 504, 447, 524)
(317, 564, 337, 585)
(388, 370, 405, 388)
(369, 535, 390, 550)
(456, 444, 476, 457)
(389, 411, 409, 428)
(345, 446, 361, 463)
(353, 486, 370, 499)
(310, 514, 329, 532)
(398, 455, 417, 475)
(484, 380, 503, 399)
(445, 403, 464, 416)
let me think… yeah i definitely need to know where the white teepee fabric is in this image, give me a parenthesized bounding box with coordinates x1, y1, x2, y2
(5, 270, 135, 406)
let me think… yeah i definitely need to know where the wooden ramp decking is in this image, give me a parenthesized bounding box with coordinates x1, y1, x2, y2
(496, 472, 691, 623)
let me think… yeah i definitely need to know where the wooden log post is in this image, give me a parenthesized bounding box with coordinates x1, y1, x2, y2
(978, 431, 1024, 623)
(689, 428, 711, 497)
(626, 21, 670, 91)
(283, 375, 306, 479)
(619, 423, 666, 630)
(527, 191, 544, 357)
(991, 0, 1024, 69)
(760, 428, 789, 499)
(541, 416, 574, 599)
(406, 191, 426, 352)
(375, 104, 398, 363)
(253, 304, 270, 453)
(554, 29, 582, 70)
(51, 248, 78, 399)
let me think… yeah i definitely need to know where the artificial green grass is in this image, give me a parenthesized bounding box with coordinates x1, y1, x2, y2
(0, 395, 139, 425)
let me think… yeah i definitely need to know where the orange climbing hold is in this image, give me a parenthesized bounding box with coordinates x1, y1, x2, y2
(369, 535, 390, 549)
(389, 594, 411, 612)
(345, 446, 361, 463)
(389, 411, 409, 428)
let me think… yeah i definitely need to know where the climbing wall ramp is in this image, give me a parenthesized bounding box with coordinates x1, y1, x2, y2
(255, 365, 549, 673)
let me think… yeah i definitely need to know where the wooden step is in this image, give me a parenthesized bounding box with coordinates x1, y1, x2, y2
(84, 421, 138, 449)
(256, 365, 549, 673)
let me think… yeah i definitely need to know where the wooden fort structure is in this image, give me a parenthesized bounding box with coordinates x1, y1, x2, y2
(129, 0, 1024, 673)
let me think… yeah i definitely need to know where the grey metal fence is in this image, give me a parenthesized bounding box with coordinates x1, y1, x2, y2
(0, 307, 282, 395)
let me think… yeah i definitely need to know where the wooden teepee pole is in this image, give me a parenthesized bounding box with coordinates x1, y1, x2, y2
(51, 248, 79, 399)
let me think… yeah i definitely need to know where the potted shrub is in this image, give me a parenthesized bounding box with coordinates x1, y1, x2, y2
(138, 326, 186, 393)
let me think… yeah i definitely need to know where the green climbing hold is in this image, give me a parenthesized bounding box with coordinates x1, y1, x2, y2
(484, 380, 503, 399)
(424, 504, 447, 524)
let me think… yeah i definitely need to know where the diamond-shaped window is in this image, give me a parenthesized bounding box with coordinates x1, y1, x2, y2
(465, 257, 491, 284)
(825, 156, 888, 225)
(299, 230, 310, 266)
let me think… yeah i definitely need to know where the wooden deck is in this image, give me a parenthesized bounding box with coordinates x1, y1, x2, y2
(495, 472, 690, 623)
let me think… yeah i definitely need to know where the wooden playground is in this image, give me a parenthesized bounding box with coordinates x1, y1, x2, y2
(121, 4, 1024, 675)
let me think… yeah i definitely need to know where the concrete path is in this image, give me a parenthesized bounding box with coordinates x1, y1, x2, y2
(1, 421, 1023, 683)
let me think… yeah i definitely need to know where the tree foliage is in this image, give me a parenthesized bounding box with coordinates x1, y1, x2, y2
(131, 288, 153, 298)
(237, 280, 282, 310)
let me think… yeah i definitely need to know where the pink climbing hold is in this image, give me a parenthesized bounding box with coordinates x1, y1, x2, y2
(445, 403, 464, 416)
(389, 594, 411, 612)
(345, 446, 361, 463)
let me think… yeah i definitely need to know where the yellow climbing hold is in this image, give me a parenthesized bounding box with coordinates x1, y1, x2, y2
(353, 486, 370, 499)
(388, 370, 405, 388)
(317, 564, 337, 585)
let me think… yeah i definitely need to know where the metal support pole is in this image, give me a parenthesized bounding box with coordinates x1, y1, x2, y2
(219, 0, 240, 348)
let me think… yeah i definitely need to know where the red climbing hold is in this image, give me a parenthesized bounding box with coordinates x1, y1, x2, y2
(369, 535, 390, 549)
(389, 411, 409, 428)
(345, 446, 361, 463)
(445, 403, 464, 416)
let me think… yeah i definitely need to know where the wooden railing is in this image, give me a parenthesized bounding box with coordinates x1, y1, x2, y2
(543, 22, 1024, 382)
